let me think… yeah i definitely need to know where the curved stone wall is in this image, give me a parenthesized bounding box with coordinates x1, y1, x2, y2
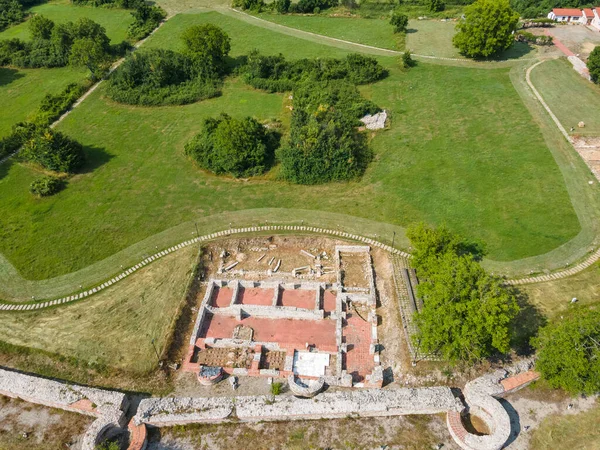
(288, 375, 325, 398)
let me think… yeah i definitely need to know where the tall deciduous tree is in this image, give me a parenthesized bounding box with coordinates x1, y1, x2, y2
(28, 14, 54, 40)
(533, 308, 600, 395)
(408, 223, 519, 361)
(181, 24, 231, 72)
(69, 37, 109, 80)
(587, 46, 600, 83)
(453, 0, 519, 58)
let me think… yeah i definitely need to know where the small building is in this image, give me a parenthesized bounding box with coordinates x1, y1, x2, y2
(583, 8, 596, 24)
(548, 8, 585, 23)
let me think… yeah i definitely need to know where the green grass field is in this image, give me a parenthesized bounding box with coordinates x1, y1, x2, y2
(0, 66, 86, 137)
(530, 58, 600, 136)
(0, 0, 134, 44)
(0, 244, 197, 375)
(0, 10, 582, 284)
(0, 0, 134, 137)
(254, 13, 402, 50)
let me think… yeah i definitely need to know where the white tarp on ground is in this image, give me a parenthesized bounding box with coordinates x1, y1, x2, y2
(292, 351, 330, 377)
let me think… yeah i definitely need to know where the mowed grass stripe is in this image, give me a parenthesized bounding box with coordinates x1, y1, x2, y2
(0, 11, 581, 282)
(530, 57, 600, 137)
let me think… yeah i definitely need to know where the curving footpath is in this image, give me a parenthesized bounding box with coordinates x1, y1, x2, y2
(0, 222, 598, 312)
(0, 225, 409, 311)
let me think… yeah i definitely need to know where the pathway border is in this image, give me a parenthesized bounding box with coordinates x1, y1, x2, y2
(0, 225, 409, 311)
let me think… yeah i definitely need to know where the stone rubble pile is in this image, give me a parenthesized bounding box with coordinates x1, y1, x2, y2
(360, 110, 388, 130)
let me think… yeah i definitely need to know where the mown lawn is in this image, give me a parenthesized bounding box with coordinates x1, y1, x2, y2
(0, 245, 197, 374)
(0, 0, 134, 44)
(0, 66, 86, 137)
(254, 13, 402, 50)
(0, 11, 580, 280)
(530, 58, 600, 136)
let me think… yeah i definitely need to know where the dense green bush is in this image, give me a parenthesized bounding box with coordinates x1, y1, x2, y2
(533, 308, 600, 395)
(0, 16, 115, 70)
(32, 82, 88, 126)
(0, 0, 25, 31)
(295, 0, 338, 13)
(243, 51, 386, 93)
(127, 2, 165, 40)
(21, 128, 85, 173)
(588, 46, 600, 84)
(390, 9, 409, 33)
(274, 0, 291, 13)
(106, 49, 221, 105)
(232, 0, 266, 11)
(277, 81, 374, 184)
(428, 0, 445, 12)
(72, 0, 143, 7)
(185, 113, 278, 177)
(29, 175, 64, 197)
(0, 121, 38, 159)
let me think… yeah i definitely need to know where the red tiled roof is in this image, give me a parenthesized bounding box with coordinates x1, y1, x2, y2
(583, 8, 595, 16)
(552, 8, 583, 16)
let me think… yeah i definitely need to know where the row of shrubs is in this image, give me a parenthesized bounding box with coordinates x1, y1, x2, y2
(242, 51, 387, 93)
(515, 30, 553, 45)
(233, 0, 338, 14)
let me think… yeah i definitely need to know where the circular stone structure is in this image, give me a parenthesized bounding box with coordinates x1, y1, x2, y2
(288, 374, 325, 398)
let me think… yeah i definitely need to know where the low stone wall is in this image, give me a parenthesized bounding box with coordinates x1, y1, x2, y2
(134, 397, 234, 426)
(0, 367, 129, 450)
(134, 387, 459, 426)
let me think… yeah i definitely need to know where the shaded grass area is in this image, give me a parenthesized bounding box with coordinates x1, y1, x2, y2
(522, 262, 600, 317)
(0, 245, 197, 378)
(529, 401, 600, 450)
(0, 66, 85, 137)
(0, 0, 134, 44)
(530, 58, 600, 136)
(0, 10, 581, 281)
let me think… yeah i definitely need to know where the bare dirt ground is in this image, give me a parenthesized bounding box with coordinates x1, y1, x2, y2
(545, 25, 600, 60)
(145, 414, 458, 450)
(0, 395, 92, 450)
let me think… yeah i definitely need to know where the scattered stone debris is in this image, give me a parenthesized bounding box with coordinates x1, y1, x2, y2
(360, 110, 387, 130)
(257, 254, 266, 262)
(301, 250, 316, 259)
(273, 259, 282, 272)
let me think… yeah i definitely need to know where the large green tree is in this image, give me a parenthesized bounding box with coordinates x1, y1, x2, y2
(185, 113, 276, 178)
(181, 24, 231, 73)
(69, 37, 109, 80)
(21, 128, 85, 173)
(408, 223, 519, 361)
(390, 9, 408, 33)
(587, 46, 600, 84)
(453, 0, 519, 58)
(533, 308, 600, 395)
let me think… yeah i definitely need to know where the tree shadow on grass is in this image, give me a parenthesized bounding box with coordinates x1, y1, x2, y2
(492, 42, 535, 62)
(0, 68, 24, 87)
(510, 288, 547, 356)
(78, 145, 114, 174)
(0, 157, 14, 181)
